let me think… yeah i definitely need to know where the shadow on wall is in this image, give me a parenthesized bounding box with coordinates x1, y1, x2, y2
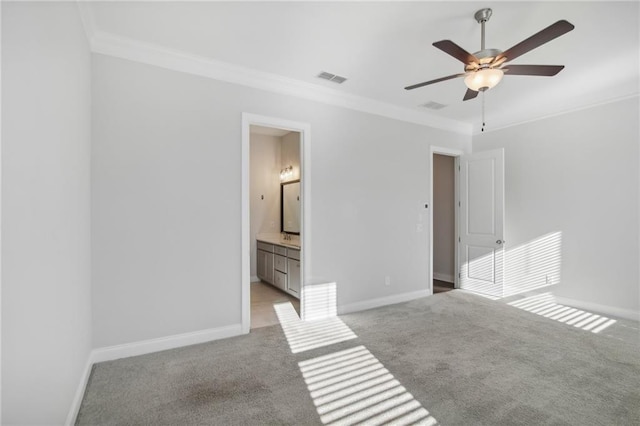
(461, 231, 563, 299)
(504, 232, 563, 297)
(461, 231, 619, 334)
(303, 282, 338, 321)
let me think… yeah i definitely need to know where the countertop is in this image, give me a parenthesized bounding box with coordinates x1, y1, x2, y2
(256, 233, 301, 250)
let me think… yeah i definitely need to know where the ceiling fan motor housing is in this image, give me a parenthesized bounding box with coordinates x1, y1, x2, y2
(465, 48, 504, 71)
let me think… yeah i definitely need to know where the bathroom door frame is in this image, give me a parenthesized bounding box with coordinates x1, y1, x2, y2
(241, 113, 311, 333)
(429, 146, 464, 293)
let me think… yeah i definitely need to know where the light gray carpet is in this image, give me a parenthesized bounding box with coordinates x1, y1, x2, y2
(77, 290, 640, 425)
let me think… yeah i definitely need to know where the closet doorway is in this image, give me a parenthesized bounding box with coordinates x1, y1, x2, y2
(429, 146, 463, 294)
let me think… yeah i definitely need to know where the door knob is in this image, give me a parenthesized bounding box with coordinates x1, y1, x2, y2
(496, 239, 504, 244)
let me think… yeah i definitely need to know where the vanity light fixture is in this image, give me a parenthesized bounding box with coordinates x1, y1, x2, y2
(280, 165, 294, 181)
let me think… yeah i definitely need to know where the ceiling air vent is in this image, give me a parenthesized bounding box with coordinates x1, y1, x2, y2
(421, 101, 447, 110)
(317, 71, 348, 84)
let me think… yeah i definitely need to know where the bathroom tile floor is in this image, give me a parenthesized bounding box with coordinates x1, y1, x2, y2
(251, 281, 300, 329)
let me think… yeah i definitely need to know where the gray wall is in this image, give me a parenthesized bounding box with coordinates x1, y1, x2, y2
(91, 54, 470, 347)
(2, 3, 92, 423)
(473, 97, 640, 313)
(433, 154, 455, 282)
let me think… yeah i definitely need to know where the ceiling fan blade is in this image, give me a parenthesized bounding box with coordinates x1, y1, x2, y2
(503, 64, 565, 76)
(404, 73, 466, 90)
(433, 40, 478, 65)
(463, 88, 479, 101)
(498, 20, 574, 62)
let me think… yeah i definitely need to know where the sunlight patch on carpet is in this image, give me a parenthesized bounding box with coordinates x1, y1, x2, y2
(274, 302, 357, 354)
(299, 346, 438, 426)
(508, 292, 617, 333)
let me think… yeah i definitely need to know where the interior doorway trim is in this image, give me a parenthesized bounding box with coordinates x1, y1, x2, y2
(429, 146, 464, 293)
(241, 113, 311, 334)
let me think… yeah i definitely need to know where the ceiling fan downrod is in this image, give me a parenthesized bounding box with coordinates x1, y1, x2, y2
(476, 8, 492, 132)
(475, 8, 492, 51)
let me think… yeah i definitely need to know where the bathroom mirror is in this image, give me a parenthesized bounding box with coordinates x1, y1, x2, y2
(281, 180, 301, 234)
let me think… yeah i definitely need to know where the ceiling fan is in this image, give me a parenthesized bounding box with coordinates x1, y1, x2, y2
(405, 8, 575, 101)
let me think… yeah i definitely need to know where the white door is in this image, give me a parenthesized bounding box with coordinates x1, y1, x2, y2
(459, 149, 505, 298)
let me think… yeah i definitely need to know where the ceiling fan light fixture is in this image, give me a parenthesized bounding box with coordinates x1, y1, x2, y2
(464, 68, 504, 91)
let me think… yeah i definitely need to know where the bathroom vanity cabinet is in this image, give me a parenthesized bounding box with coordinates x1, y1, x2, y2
(256, 244, 274, 284)
(256, 240, 300, 298)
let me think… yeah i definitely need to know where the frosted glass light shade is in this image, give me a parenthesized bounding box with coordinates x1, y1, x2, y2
(464, 68, 504, 91)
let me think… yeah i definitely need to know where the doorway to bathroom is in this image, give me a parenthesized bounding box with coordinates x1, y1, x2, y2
(249, 125, 301, 329)
(241, 114, 310, 333)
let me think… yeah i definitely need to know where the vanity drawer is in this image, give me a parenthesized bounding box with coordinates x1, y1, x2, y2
(274, 270, 287, 291)
(274, 245, 287, 256)
(274, 254, 287, 273)
(287, 249, 300, 261)
(257, 242, 274, 253)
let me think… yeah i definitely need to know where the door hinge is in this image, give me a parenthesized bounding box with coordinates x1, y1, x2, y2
(458, 201, 461, 207)
(458, 237, 461, 243)
(458, 272, 461, 278)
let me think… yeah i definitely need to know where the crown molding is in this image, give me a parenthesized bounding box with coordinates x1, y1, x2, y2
(473, 92, 640, 136)
(83, 28, 471, 135)
(76, 3, 638, 139)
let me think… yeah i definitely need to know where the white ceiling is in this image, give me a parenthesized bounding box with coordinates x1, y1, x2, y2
(85, 1, 639, 133)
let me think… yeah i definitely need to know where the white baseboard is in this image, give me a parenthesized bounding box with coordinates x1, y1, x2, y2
(66, 323, 243, 424)
(338, 289, 431, 315)
(65, 355, 94, 426)
(250, 275, 259, 283)
(554, 296, 640, 322)
(433, 272, 454, 283)
(91, 323, 244, 363)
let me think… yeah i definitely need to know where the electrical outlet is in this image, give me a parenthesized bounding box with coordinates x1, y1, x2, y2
(385, 276, 391, 286)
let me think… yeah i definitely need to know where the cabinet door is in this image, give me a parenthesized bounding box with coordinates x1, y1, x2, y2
(264, 251, 274, 283)
(287, 258, 301, 296)
(257, 250, 266, 280)
(257, 250, 274, 284)
(274, 270, 287, 291)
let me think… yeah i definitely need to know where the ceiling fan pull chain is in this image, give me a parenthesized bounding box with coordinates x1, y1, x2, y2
(481, 91, 486, 132)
